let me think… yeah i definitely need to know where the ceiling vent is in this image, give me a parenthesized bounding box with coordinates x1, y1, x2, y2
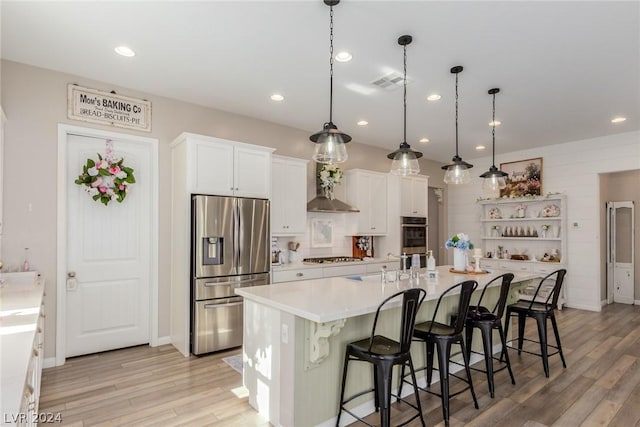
(371, 71, 409, 90)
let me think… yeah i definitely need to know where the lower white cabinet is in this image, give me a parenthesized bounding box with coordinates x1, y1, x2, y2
(272, 262, 392, 284)
(273, 268, 324, 283)
(1, 275, 45, 427)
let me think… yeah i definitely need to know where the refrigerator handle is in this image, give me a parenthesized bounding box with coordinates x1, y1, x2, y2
(235, 199, 241, 271)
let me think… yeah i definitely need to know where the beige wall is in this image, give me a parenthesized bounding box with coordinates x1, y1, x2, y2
(0, 60, 446, 359)
(599, 170, 640, 302)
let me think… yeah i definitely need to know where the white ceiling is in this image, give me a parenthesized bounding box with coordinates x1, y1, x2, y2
(2, 1, 639, 162)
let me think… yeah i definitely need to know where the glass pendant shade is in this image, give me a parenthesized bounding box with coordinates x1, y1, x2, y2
(312, 123, 349, 163)
(389, 143, 422, 176)
(480, 166, 507, 191)
(443, 156, 472, 184)
(310, 0, 350, 164)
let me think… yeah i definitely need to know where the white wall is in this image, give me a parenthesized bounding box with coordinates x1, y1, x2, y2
(447, 131, 640, 311)
(0, 60, 446, 359)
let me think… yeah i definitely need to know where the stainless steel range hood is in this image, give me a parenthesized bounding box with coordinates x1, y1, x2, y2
(307, 164, 359, 213)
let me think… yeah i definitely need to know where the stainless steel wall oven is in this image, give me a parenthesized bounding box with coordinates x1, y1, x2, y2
(401, 216, 428, 268)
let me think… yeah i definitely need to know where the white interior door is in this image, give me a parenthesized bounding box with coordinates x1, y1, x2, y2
(607, 201, 635, 304)
(65, 133, 152, 357)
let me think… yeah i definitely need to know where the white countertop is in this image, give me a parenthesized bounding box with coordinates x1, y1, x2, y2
(0, 272, 44, 421)
(236, 265, 538, 323)
(271, 257, 393, 272)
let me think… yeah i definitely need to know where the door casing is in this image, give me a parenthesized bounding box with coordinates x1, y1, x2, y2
(56, 124, 159, 366)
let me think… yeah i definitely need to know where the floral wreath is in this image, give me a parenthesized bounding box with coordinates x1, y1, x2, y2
(75, 139, 136, 206)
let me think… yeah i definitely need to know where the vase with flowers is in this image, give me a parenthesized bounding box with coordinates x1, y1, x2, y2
(514, 203, 526, 218)
(318, 164, 343, 200)
(445, 233, 474, 271)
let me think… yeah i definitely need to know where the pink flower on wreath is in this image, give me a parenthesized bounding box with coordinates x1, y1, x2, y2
(118, 184, 126, 191)
(91, 176, 103, 188)
(98, 186, 108, 193)
(109, 165, 121, 175)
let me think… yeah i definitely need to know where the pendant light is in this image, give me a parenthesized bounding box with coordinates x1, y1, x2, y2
(480, 88, 508, 191)
(310, 0, 351, 164)
(442, 65, 473, 184)
(387, 35, 423, 176)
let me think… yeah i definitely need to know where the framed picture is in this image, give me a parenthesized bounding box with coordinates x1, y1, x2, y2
(500, 157, 543, 197)
(311, 218, 334, 248)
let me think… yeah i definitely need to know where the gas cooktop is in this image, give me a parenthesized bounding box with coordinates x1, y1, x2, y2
(303, 256, 363, 264)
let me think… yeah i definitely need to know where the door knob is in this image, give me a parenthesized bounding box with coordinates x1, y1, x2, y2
(67, 271, 76, 278)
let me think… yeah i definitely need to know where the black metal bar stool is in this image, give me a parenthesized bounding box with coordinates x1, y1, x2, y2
(463, 273, 516, 398)
(336, 288, 427, 427)
(399, 280, 479, 427)
(504, 269, 567, 377)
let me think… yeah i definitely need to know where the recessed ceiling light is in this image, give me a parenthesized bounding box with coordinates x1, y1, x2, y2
(426, 94, 441, 101)
(489, 120, 502, 126)
(475, 145, 486, 150)
(357, 120, 368, 126)
(270, 94, 285, 101)
(419, 138, 429, 143)
(335, 51, 352, 62)
(114, 46, 135, 57)
(611, 117, 627, 123)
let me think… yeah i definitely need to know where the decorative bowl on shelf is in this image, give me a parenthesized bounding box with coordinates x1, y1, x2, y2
(541, 204, 560, 217)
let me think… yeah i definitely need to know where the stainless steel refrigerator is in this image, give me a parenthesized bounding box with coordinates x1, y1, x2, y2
(191, 195, 270, 355)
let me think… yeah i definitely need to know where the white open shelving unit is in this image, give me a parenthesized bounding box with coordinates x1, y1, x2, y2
(477, 194, 567, 307)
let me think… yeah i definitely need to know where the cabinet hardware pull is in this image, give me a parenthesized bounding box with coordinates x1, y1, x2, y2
(296, 273, 303, 277)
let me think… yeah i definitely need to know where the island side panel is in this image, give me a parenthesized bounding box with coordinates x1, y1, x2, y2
(243, 299, 283, 425)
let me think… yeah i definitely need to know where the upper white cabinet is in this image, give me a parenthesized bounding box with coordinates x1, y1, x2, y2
(345, 169, 388, 235)
(400, 175, 428, 217)
(171, 132, 273, 198)
(271, 155, 308, 235)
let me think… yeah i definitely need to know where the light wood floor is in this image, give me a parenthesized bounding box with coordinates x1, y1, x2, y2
(40, 303, 640, 426)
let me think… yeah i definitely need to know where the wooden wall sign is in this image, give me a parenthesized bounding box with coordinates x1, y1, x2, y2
(67, 84, 151, 132)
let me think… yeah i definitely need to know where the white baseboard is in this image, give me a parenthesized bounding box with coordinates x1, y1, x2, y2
(155, 336, 172, 346)
(43, 357, 57, 369)
(563, 302, 601, 311)
(319, 348, 494, 427)
(635, 300, 640, 306)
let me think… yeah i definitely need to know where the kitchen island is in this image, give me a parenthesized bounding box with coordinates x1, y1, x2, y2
(236, 266, 537, 427)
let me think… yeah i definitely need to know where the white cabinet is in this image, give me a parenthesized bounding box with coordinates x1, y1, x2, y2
(271, 156, 308, 235)
(273, 267, 324, 284)
(345, 169, 388, 235)
(171, 132, 273, 198)
(478, 195, 567, 308)
(323, 264, 366, 278)
(400, 175, 428, 217)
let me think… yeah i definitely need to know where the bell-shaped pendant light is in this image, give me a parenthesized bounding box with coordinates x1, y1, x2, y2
(442, 65, 473, 184)
(387, 35, 422, 176)
(480, 88, 508, 191)
(310, 0, 351, 164)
